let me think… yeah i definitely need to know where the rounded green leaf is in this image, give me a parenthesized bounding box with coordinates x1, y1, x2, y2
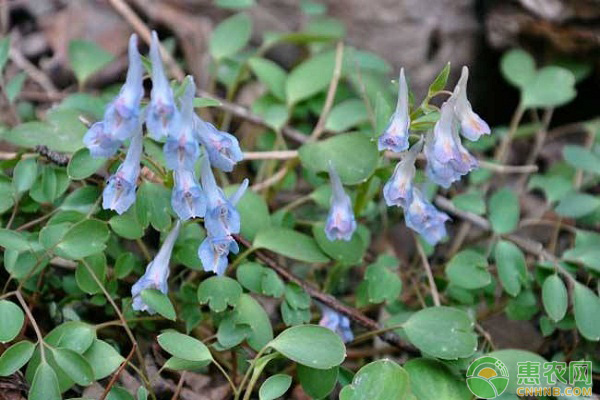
(339, 359, 409, 400)
(554, 192, 600, 218)
(0, 300, 24, 343)
(494, 240, 526, 297)
(225, 294, 273, 351)
(67, 148, 106, 180)
(0, 340, 35, 376)
(224, 185, 270, 241)
(68, 40, 114, 85)
(60, 186, 101, 214)
(140, 289, 176, 321)
(488, 188, 520, 234)
(52, 347, 94, 386)
(297, 365, 338, 399)
(500, 49, 536, 89)
(563, 145, 600, 175)
(209, 13, 252, 60)
(404, 358, 472, 400)
(163, 356, 211, 371)
(54, 219, 110, 260)
(268, 325, 345, 369)
(13, 157, 38, 193)
(312, 222, 365, 264)
(259, 374, 292, 400)
(82, 339, 125, 380)
(325, 99, 369, 133)
(157, 331, 213, 362)
(404, 307, 477, 360)
(197, 276, 242, 313)
(248, 57, 287, 101)
(75, 254, 107, 294)
(0, 229, 32, 252)
(451, 191, 486, 216)
(29, 362, 61, 400)
(254, 227, 329, 263)
(522, 66, 576, 108)
(488, 350, 548, 394)
(445, 250, 490, 290)
(286, 50, 338, 105)
(298, 132, 378, 185)
(236, 262, 265, 293)
(542, 274, 567, 322)
(572, 282, 600, 341)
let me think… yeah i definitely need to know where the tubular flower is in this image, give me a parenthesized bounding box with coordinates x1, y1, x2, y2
(424, 100, 478, 188)
(102, 128, 142, 214)
(197, 235, 240, 276)
(163, 77, 199, 171)
(453, 66, 490, 141)
(171, 169, 206, 220)
(194, 117, 243, 172)
(147, 31, 179, 140)
(83, 121, 123, 158)
(378, 68, 410, 153)
(404, 187, 449, 245)
(318, 304, 354, 343)
(325, 162, 356, 242)
(131, 220, 181, 313)
(383, 138, 423, 208)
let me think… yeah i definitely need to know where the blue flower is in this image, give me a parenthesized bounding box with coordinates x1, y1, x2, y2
(131, 221, 181, 313)
(453, 66, 490, 141)
(325, 162, 356, 241)
(424, 100, 478, 188)
(146, 31, 179, 140)
(198, 235, 239, 276)
(318, 304, 354, 343)
(383, 138, 422, 208)
(378, 68, 410, 153)
(171, 169, 206, 220)
(83, 121, 123, 158)
(102, 129, 142, 214)
(404, 187, 449, 245)
(163, 77, 199, 171)
(194, 117, 243, 172)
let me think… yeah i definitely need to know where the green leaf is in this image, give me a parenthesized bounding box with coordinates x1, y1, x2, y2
(445, 250, 490, 290)
(554, 192, 600, 218)
(45, 321, 96, 354)
(403, 306, 477, 360)
(137, 386, 148, 400)
(6, 72, 25, 103)
(141, 289, 176, 321)
(68, 40, 114, 85)
(114, 253, 136, 279)
(268, 325, 345, 369)
(163, 356, 211, 371)
(488, 350, 548, 394)
(404, 358, 472, 400)
(488, 188, 520, 234)
(197, 276, 242, 313)
(52, 347, 94, 386)
(0, 340, 35, 376)
(222, 294, 273, 351)
(339, 359, 409, 400)
(452, 191, 485, 216)
(312, 222, 364, 264)
(30, 164, 70, 203)
(224, 185, 270, 240)
(500, 49, 536, 89)
(528, 174, 572, 203)
(427, 62, 451, 96)
(248, 57, 287, 101)
(67, 148, 106, 180)
(325, 99, 369, 133)
(76, 254, 107, 294)
(13, 157, 38, 193)
(109, 208, 145, 240)
(284, 283, 311, 309)
(374, 93, 392, 137)
(209, 13, 252, 60)
(193, 97, 221, 108)
(0, 36, 9, 74)
(542, 274, 567, 322)
(0, 229, 33, 252)
(55, 219, 109, 260)
(236, 262, 264, 293)
(136, 182, 172, 232)
(261, 269, 284, 298)
(259, 374, 292, 400)
(0, 300, 24, 343)
(298, 132, 378, 185)
(215, 0, 255, 9)
(157, 331, 213, 362)
(364, 258, 402, 304)
(494, 240, 526, 297)
(572, 282, 600, 341)
(61, 186, 101, 214)
(82, 339, 124, 380)
(297, 365, 338, 399)
(254, 227, 329, 263)
(286, 50, 338, 105)
(563, 144, 600, 175)
(29, 362, 61, 400)
(521, 66, 576, 108)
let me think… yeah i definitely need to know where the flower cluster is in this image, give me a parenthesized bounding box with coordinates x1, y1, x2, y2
(83, 32, 245, 313)
(382, 66, 489, 245)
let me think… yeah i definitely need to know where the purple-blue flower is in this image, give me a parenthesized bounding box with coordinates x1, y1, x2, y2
(424, 100, 478, 188)
(83, 121, 123, 158)
(453, 66, 490, 141)
(194, 117, 243, 172)
(404, 187, 449, 245)
(131, 220, 181, 313)
(146, 31, 179, 141)
(102, 128, 142, 214)
(325, 162, 356, 241)
(171, 169, 206, 221)
(197, 235, 239, 276)
(318, 304, 354, 343)
(163, 77, 199, 171)
(383, 138, 422, 208)
(378, 68, 410, 153)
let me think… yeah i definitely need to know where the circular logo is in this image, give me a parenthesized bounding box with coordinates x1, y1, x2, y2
(466, 356, 510, 399)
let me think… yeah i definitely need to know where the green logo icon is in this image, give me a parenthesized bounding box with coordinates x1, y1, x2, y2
(466, 356, 510, 399)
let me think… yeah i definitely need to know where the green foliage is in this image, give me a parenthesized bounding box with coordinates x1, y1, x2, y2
(68, 40, 114, 85)
(209, 13, 252, 60)
(340, 359, 410, 400)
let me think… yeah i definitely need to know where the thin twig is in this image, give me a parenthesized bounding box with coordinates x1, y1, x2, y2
(99, 343, 137, 400)
(170, 371, 186, 400)
(414, 236, 440, 307)
(15, 291, 46, 361)
(9, 45, 58, 95)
